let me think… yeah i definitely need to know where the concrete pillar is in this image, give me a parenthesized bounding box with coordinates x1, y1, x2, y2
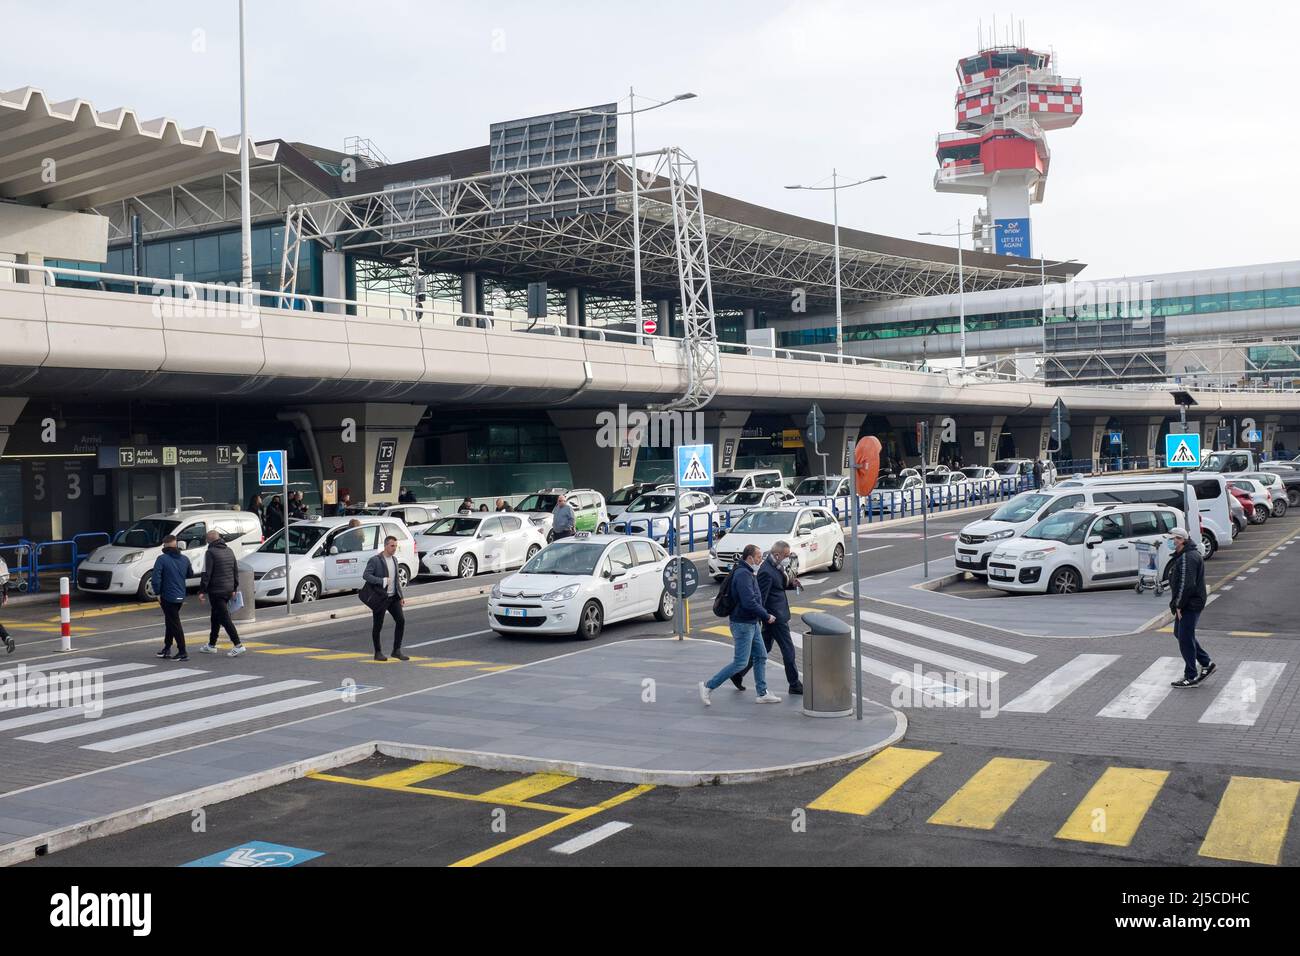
(565, 287, 582, 338)
(656, 299, 673, 337)
(1121, 416, 1166, 467)
(1261, 415, 1282, 456)
(1007, 417, 1052, 464)
(793, 413, 864, 476)
(1075, 416, 1115, 470)
(0, 397, 27, 457)
(956, 415, 1007, 468)
(702, 410, 753, 472)
(322, 250, 347, 315)
(288, 403, 427, 506)
(460, 272, 479, 320)
(742, 308, 756, 331)
(549, 409, 643, 497)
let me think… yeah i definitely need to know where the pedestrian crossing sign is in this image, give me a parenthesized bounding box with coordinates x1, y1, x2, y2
(676, 444, 714, 488)
(1165, 432, 1201, 468)
(258, 449, 287, 486)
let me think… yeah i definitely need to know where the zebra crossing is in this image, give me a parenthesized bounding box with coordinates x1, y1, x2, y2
(770, 608, 1291, 727)
(0, 657, 375, 753)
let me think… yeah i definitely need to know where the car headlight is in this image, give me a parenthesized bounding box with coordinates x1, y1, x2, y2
(709, 549, 717, 558)
(490, 583, 501, 600)
(987, 529, 1014, 541)
(117, 552, 143, 565)
(541, 584, 581, 602)
(263, 565, 286, 581)
(434, 547, 457, 556)
(1022, 548, 1056, 560)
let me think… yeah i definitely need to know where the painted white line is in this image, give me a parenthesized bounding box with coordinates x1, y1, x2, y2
(1246, 568, 1260, 573)
(790, 632, 969, 703)
(550, 821, 633, 855)
(406, 629, 493, 648)
(1260, 559, 1272, 565)
(854, 629, 1005, 679)
(856, 545, 894, 556)
(1002, 654, 1121, 714)
(0, 657, 104, 681)
(1221, 585, 1234, 591)
(0, 675, 260, 731)
(1236, 576, 1247, 581)
(1097, 657, 1186, 720)
(1199, 661, 1286, 727)
(0, 668, 212, 715)
(83, 686, 373, 753)
(18, 680, 318, 744)
(855, 609, 1035, 664)
(9, 662, 153, 695)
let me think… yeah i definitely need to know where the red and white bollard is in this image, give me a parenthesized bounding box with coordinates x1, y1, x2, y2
(59, 576, 71, 652)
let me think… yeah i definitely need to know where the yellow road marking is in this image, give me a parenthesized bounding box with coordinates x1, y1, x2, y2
(928, 757, 1051, 830)
(476, 772, 575, 804)
(1229, 631, 1272, 638)
(449, 784, 653, 868)
(358, 761, 462, 789)
(1056, 767, 1169, 847)
(417, 660, 482, 669)
(307, 771, 578, 813)
(253, 646, 327, 656)
(788, 606, 818, 614)
(362, 656, 431, 664)
(1199, 776, 1300, 866)
(307, 652, 372, 661)
(809, 747, 942, 817)
(814, 598, 853, 607)
(476, 665, 517, 672)
(702, 626, 733, 637)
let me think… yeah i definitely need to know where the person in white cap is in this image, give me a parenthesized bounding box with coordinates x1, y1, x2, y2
(1167, 526, 1214, 688)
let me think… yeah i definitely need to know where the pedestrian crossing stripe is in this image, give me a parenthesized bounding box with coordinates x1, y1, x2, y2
(1055, 767, 1169, 847)
(808, 747, 941, 817)
(1169, 439, 1199, 465)
(1199, 776, 1300, 866)
(928, 757, 1051, 830)
(814, 597, 853, 607)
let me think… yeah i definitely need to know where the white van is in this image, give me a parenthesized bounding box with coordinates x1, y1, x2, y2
(1056, 474, 1229, 558)
(956, 481, 1206, 575)
(77, 509, 263, 599)
(711, 469, 786, 495)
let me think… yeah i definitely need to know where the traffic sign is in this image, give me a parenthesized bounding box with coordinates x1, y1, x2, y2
(258, 450, 287, 486)
(1166, 432, 1201, 468)
(662, 557, 699, 599)
(1245, 429, 1262, 443)
(183, 841, 323, 868)
(676, 444, 713, 488)
(642, 318, 657, 336)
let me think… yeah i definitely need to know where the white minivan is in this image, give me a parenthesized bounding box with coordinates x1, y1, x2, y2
(240, 517, 418, 604)
(1062, 474, 1231, 559)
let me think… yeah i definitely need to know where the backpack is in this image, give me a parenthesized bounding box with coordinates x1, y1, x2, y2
(712, 565, 739, 618)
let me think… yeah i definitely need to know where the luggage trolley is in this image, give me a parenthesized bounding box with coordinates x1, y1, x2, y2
(1134, 540, 1169, 595)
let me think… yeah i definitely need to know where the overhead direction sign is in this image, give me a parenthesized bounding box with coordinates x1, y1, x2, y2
(258, 450, 287, 486)
(676, 444, 713, 488)
(1166, 432, 1201, 468)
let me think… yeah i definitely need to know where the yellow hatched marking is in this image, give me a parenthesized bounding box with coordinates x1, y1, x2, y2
(416, 660, 482, 669)
(477, 665, 517, 672)
(360, 761, 462, 788)
(253, 646, 326, 656)
(814, 598, 853, 607)
(362, 656, 431, 664)
(476, 772, 576, 804)
(928, 757, 1051, 830)
(788, 606, 818, 614)
(1199, 776, 1300, 866)
(306, 771, 574, 813)
(1055, 767, 1169, 847)
(307, 652, 371, 661)
(702, 626, 733, 637)
(808, 747, 942, 817)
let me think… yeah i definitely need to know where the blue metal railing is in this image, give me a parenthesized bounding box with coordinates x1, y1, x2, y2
(0, 531, 114, 594)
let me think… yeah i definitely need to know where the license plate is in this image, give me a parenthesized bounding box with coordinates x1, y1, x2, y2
(990, 569, 1011, 580)
(505, 608, 527, 618)
(83, 576, 99, 585)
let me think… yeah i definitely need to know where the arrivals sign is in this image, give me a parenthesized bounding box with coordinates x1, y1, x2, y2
(98, 444, 246, 470)
(994, 218, 1032, 258)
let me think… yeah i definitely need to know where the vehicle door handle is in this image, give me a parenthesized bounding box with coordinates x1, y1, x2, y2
(1117, 545, 1130, 549)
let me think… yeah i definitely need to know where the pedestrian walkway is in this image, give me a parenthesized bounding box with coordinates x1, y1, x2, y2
(807, 745, 1300, 865)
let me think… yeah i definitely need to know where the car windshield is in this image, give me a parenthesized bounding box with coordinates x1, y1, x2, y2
(424, 517, 481, 537)
(795, 479, 838, 496)
(712, 476, 745, 494)
(1023, 511, 1093, 544)
(730, 511, 797, 535)
(1248, 474, 1277, 485)
(626, 494, 675, 514)
(258, 525, 327, 555)
(608, 486, 642, 505)
(991, 493, 1051, 523)
(925, 474, 950, 485)
(992, 461, 1022, 476)
(520, 542, 606, 576)
(723, 491, 765, 505)
(112, 519, 179, 547)
(515, 494, 560, 513)
(960, 468, 984, 479)
(874, 474, 908, 490)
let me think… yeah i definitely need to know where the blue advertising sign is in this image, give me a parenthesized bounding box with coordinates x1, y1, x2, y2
(183, 841, 323, 867)
(257, 449, 287, 487)
(1166, 432, 1201, 468)
(994, 217, 1032, 258)
(676, 444, 714, 488)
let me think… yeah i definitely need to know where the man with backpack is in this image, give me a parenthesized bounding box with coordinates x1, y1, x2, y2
(699, 544, 782, 706)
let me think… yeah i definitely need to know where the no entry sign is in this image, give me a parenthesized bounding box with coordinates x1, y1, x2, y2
(642, 318, 657, 336)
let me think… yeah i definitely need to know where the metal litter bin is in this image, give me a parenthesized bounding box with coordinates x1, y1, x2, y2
(800, 611, 853, 717)
(232, 567, 256, 624)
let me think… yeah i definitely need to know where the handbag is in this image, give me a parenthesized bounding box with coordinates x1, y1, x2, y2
(358, 581, 388, 612)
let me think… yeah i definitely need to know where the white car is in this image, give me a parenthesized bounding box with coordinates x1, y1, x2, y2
(351, 503, 442, 525)
(414, 513, 547, 578)
(612, 489, 720, 547)
(711, 469, 787, 496)
(960, 466, 999, 483)
(708, 506, 846, 580)
(718, 487, 797, 523)
(487, 534, 676, 639)
(77, 510, 263, 600)
(986, 504, 1182, 595)
(792, 475, 851, 505)
(955, 490, 1091, 577)
(993, 458, 1056, 487)
(1245, 473, 1289, 518)
(1227, 478, 1275, 523)
(239, 517, 418, 604)
(513, 488, 611, 540)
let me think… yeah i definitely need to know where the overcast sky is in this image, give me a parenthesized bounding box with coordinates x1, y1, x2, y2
(4, 0, 1296, 278)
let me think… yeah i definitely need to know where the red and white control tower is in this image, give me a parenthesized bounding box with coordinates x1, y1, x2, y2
(934, 42, 1082, 256)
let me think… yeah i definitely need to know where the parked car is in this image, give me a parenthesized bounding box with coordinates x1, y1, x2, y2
(1227, 478, 1274, 524)
(1227, 485, 1251, 534)
(993, 458, 1056, 486)
(514, 489, 611, 540)
(792, 475, 851, 504)
(239, 517, 418, 604)
(612, 489, 719, 546)
(78, 509, 263, 600)
(986, 504, 1183, 595)
(708, 506, 846, 580)
(606, 482, 661, 521)
(414, 512, 547, 578)
(1245, 472, 1289, 518)
(718, 487, 797, 520)
(352, 503, 442, 525)
(487, 534, 675, 639)
(711, 469, 786, 495)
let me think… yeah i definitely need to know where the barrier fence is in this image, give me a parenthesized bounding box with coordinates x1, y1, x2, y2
(0, 532, 112, 594)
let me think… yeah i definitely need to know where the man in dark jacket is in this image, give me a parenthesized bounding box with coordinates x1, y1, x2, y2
(699, 544, 782, 705)
(733, 542, 803, 694)
(152, 535, 191, 660)
(1032, 459, 1043, 490)
(0, 556, 13, 655)
(362, 535, 408, 662)
(1167, 526, 1213, 687)
(199, 530, 245, 657)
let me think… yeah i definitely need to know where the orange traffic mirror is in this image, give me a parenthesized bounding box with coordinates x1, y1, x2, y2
(854, 436, 882, 496)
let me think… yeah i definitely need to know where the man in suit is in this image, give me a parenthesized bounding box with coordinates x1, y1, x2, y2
(363, 535, 408, 662)
(732, 541, 803, 694)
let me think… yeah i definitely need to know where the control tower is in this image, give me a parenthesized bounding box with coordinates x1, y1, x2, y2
(934, 40, 1083, 256)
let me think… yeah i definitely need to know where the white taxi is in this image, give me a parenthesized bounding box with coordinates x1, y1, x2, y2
(239, 517, 418, 604)
(708, 506, 845, 580)
(612, 489, 720, 547)
(487, 533, 675, 640)
(414, 513, 547, 578)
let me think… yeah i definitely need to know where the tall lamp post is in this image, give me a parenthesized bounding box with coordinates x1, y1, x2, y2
(919, 220, 993, 371)
(237, 0, 253, 309)
(1007, 255, 1080, 327)
(577, 91, 696, 344)
(786, 173, 887, 358)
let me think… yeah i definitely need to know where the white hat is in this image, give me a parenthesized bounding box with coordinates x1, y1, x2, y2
(1170, 526, 1190, 540)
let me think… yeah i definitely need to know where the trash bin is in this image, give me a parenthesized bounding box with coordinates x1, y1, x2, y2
(800, 611, 853, 718)
(232, 567, 256, 624)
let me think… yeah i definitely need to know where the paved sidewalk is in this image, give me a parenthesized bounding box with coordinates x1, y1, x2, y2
(0, 639, 902, 865)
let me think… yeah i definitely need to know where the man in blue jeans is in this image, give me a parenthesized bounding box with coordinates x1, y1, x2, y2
(699, 544, 783, 705)
(1167, 526, 1215, 688)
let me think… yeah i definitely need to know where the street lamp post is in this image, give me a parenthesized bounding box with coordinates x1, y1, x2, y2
(785, 173, 887, 358)
(918, 219, 999, 370)
(237, 0, 253, 308)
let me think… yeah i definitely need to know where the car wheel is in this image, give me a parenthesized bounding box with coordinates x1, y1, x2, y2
(577, 600, 603, 640)
(654, 588, 675, 622)
(138, 575, 158, 600)
(1047, 567, 1082, 594)
(1201, 531, 1218, 559)
(397, 565, 410, 590)
(295, 576, 321, 603)
(829, 543, 845, 572)
(525, 544, 541, 562)
(1251, 507, 1268, 525)
(458, 554, 478, 578)
(1288, 488, 1300, 508)
(1273, 499, 1288, 518)
(1231, 521, 1241, 539)
(596, 523, 608, 534)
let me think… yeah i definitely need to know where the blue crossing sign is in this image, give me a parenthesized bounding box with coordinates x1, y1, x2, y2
(257, 449, 287, 487)
(1165, 432, 1201, 468)
(676, 444, 714, 488)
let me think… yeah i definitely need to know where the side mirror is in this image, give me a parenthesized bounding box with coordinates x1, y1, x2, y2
(1086, 535, 1103, 548)
(798, 527, 813, 537)
(176, 541, 187, 551)
(329, 546, 340, 556)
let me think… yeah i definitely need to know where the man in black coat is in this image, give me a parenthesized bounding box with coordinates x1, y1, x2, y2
(1167, 526, 1214, 687)
(733, 541, 804, 694)
(199, 531, 245, 657)
(362, 535, 408, 662)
